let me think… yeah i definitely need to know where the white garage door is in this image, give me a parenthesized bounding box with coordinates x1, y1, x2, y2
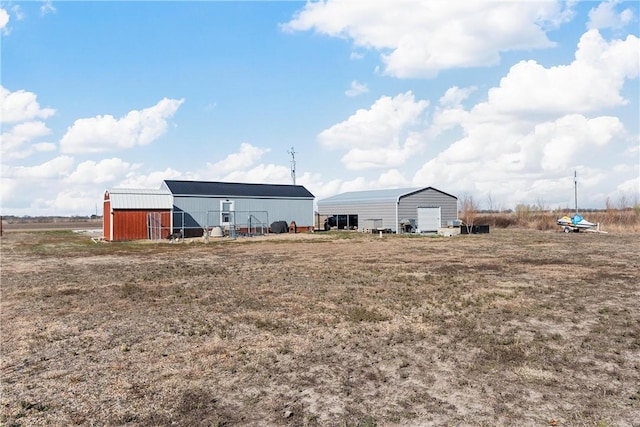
(417, 207, 441, 232)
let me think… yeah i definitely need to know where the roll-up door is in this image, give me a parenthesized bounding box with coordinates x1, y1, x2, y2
(417, 207, 441, 232)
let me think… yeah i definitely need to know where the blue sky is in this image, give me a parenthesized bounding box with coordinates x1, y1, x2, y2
(1, 0, 638, 216)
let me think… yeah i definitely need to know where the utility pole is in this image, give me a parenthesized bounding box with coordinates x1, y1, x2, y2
(288, 147, 297, 185)
(574, 170, 578, 215)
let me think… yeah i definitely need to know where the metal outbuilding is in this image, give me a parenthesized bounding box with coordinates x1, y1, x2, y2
(103, 188, 173, 241)
(317, 187, 458, 233)
(161, 180, 315, 237)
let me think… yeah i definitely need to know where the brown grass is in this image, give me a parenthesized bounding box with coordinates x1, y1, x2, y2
(1, 229, 639, 426)
(475, 209, 640, 233)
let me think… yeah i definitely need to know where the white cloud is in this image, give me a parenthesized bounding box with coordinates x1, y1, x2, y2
(306, 171, 417, 207)
(3, 144, 56, 162)
(319, 91, 428, 170)
(66, 158, 141, 185)
(538, 115, 625, 171)
(46, 190, 101, 217)
(345, 80, 369, 97)
(33, 142, 56, 153)
(614, 177, 640, 202)
(0, 8, 9, 31)
(1, 86, 56, 123)
(40, 0, 56, 16)
(4, 155, 74, 179)
(439, 86, 476, 108)
(588, 0, 634, 30)
(485, 30, 639, 116)
(340, 133, 423, 170)
(428, 108, 469, 140)
(11, 5, 24, 21)
(200, 143, 310, 185)
(221, 163, 292, 185)
(0, 121, 51, 161)
(414, 111, 633, 208)
(0, 177, 18, 206)
(206, 143, 268, 175)
(410, 28, 639, 209)
(378, 169, 410, 188)
(117, 143, 290, 192)
(117, 168, 183, 189)
(59, 98, 184, 154)
(318, 91, 429, 169)
(284, 0, 573, 77)
(93, 143, 291, 201)
(425, 29, 638, 142)
(0, 87, 57, 161)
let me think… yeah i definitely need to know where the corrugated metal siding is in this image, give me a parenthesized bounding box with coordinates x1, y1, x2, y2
(318, 187, 458, 232)
(239, 198, 312, 225)
(317, 200, 397, 231)
(107, 189, 173, 210)
(172, 196, 313, 229)
(111, 210, 171, 241)
(319, 187, 421, 204)
(399, 188, 458, 228)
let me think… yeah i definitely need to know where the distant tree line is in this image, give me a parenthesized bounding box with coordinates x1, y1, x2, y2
(1, 215, 103, 223)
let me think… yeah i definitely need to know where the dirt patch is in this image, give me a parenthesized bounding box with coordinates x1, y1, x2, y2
(1, 229, 639, 426)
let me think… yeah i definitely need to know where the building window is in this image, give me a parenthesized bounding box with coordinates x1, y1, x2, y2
(220, 200, 234, 225)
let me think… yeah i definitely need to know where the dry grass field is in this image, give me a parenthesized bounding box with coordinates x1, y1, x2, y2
(1, 229, 639, 426)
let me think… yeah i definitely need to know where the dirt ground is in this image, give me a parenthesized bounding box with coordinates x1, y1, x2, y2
(1, 228, 639, 426)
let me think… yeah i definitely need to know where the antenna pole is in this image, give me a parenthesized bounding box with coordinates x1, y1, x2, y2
(574, 170, 578, 215)
(288, 147, 297, 185)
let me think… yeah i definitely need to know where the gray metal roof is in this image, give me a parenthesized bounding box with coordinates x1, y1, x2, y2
(106, 188, 173, 210)
(318, 187, 456, 205)
(318, 187, 420, 205)
(163, 180, 314, 199)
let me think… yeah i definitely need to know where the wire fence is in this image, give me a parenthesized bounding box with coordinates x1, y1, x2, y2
(148, 212, 165, 240)
(161, 210, 270, 239)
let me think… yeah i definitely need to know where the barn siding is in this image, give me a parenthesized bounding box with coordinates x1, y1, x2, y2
(111, 210, 171, 241)
(103, 198, 111, 240)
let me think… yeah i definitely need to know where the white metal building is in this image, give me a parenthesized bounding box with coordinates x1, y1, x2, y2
(317, 187, 458, 233)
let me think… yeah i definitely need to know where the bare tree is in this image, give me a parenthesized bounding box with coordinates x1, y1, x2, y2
(535, 197, 547, 212)
(460, 194, 479, 233)
(486, 192, 495, 213)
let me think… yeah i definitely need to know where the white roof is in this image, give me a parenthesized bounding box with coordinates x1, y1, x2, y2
(106, 188, 173, 210)
(318, 187, 422, 205)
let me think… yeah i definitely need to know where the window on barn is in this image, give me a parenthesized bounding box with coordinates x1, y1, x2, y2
(220, 200, 234, 226)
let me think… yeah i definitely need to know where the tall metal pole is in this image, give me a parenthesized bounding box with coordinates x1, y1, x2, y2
(288, 147, 297, 185)
(574, 170, 578, 215)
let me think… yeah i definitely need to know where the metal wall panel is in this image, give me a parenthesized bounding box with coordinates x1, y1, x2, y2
(107, 189, 173, 210)
(172, 196, 314, 230)
(399, 189, 458, 228)
(318, 187, 458, 232)
(317, 200, 397, 231)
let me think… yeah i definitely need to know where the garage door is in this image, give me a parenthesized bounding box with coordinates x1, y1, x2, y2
(417, 207, 441, 232)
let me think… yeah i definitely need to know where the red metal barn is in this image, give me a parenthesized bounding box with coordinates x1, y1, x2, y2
(103, 189, 173, 241)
